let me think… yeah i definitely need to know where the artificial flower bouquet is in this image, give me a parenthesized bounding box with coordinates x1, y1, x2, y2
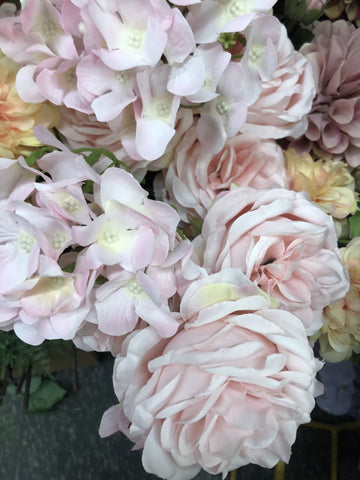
(0, 0, 360, 478)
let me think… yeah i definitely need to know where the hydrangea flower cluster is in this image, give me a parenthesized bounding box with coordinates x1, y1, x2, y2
(0, 127, 188, 350)
(0, 0, 360, 479)
(0, 0, 315, 166)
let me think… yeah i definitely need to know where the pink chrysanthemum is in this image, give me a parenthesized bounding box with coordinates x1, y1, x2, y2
(300, 20, 360, 167)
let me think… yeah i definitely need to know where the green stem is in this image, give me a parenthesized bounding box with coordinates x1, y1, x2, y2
(228, 470, 237, 480)
(274, 461, 286, 480)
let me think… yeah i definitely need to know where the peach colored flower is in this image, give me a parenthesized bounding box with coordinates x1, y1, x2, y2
(299, 20, 360, 167)
(164, 127, 287, 222)
(0, 51, 58, 159)
(314, 237, 360, 362)
(284, 148, 358, 219)
(195, 187, 349, 335)
(100, 269, 322, 479)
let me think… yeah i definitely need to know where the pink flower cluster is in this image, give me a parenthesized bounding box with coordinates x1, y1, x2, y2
(0, 128, 188, 349)
(0, 0, 315, 168)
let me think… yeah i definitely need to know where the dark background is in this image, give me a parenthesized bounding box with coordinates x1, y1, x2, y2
(0, 353, 359, 480)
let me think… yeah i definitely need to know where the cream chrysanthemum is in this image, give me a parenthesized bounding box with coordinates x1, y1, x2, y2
(0, 51, 58, 158)
(314, 237, 360, 362)
(284, 148, 358, 219)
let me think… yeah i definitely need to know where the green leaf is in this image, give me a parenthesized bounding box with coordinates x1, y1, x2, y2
(72, 147, 130, 172)
(85, 149, 102, 166)
(25, 147, 48, 167)
(324, 1, 345, 19)
(27, 379, 67, 414)
(291, 24, 315, 49)
(6, 384, 16, 396)
(21, 375, 42, 395)
(82, 180, 94, 195)
(6, 375, 42, 397)
(349, 211, 360, 238)
(285, 0, 322, 25)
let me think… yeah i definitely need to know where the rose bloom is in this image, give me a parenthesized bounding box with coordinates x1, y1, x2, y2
(0, 51, 58, 158)
(57, 105, 143, 177)
(299, 21, 360, 167)
(58, 105, 152, 180)
(100, 269, 322, 479)
(164, 127, 287, 222)
(314, 237, 360, 362)
(242, 15, 315, 140)
(195, 187, 349, 335)
(284, 148, 358, 219)
(57, 106, 124, 155)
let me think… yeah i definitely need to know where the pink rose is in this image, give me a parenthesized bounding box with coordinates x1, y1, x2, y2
(57, 106, 124, 155)
(100, 269, 322, 478)
(164, 128, 287, 221)
(242, 16, 315, 140)
(195, 187, 349, 335)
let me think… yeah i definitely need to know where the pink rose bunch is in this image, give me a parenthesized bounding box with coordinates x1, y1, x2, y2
(299, 20, 360, 167)
(100, 269, 322, 478)
(193, 187, 349, 335)
(0, 2, 358, 479)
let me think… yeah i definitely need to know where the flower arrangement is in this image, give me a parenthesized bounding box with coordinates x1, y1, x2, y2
(0, 0, 359, 478)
